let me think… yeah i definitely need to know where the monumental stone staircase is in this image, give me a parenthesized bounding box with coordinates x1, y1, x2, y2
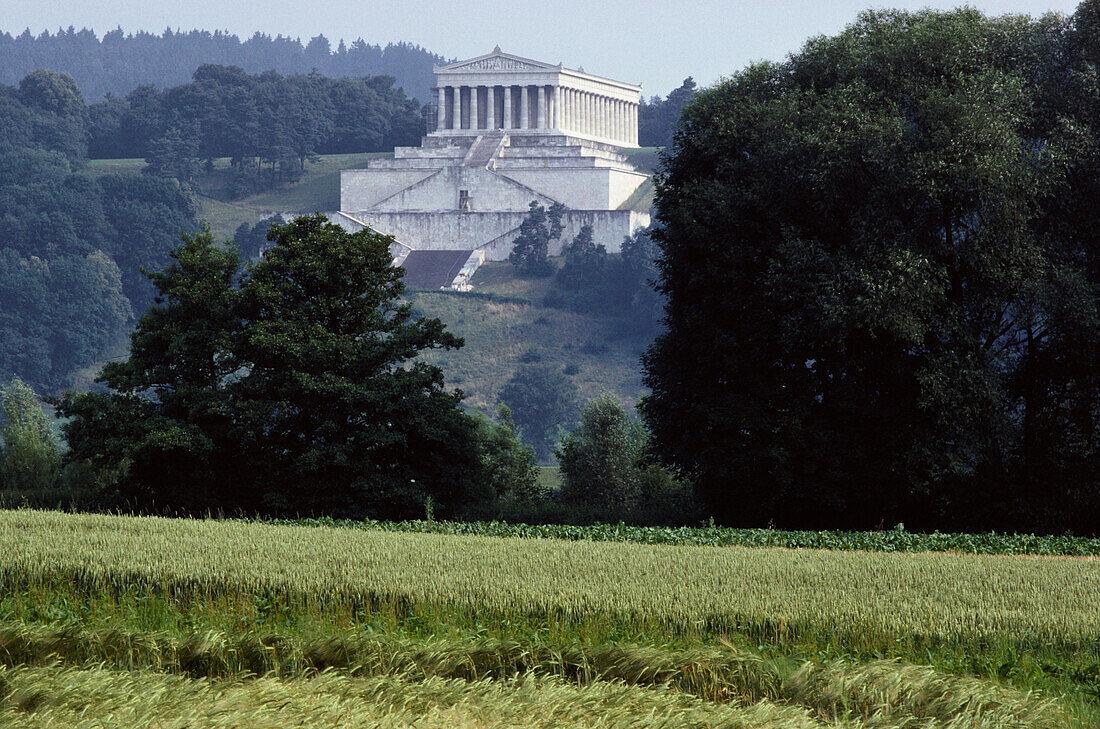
(462, 131, 507, 168)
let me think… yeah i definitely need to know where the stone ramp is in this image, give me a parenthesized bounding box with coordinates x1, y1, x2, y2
(462, 131, 506, 168)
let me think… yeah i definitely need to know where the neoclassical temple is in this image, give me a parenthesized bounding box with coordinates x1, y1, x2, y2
(431, 47, 640, 147)
(337, 48, 650, 273)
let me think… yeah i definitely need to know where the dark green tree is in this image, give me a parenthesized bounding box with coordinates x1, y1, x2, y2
(557, 393, 692, 523)
(508, 201, 565, 277)
(642, 8, 1100, 533)
(638, 77, 697, 149)
(499, 363, 578, 462)
(59, 227, 242, 510)
(144, 121, 201, 181)
(232, 214, 484, 517)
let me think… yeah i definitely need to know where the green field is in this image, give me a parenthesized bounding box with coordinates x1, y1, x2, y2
(0, 510, 1095, 727)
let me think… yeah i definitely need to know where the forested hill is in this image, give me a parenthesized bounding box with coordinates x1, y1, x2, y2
(0, 28, 446, 102)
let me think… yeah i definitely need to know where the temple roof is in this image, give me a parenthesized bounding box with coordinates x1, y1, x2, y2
(436, 48, 561, 74)
(435, 48, 641, 90)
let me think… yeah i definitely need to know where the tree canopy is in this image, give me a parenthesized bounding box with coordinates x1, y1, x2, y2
(643, 6, 1100, 534)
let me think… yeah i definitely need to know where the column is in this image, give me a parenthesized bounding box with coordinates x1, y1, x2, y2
(537, 86, 546, 129)
(503, 86, 512, 129)
(435, 88, 445, 132)
(616, 100, 623, 143)
(631, 102, 638, 144)
(487, 85, 496, 129)
(519, 85, 529, 129)
(470, 85, 479, 130)
(585, 91, 594, 137)
(550, 87, 557, 129)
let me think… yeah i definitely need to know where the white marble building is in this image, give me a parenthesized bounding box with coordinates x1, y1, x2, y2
(337, 48, 650, 263)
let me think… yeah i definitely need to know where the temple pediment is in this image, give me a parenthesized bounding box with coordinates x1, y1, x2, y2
(437, 48, 560, 74)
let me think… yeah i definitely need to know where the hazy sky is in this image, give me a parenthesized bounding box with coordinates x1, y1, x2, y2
(2, 0, 1084, 96)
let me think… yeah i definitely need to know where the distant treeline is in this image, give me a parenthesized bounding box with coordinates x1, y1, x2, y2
(89, 65, 425, 189)
(0, 27, 445, 103)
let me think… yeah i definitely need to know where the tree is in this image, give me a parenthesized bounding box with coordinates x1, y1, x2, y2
(60, 227, 242, 510)
(556, 393, 644, 510)
(59, 216, 485, 519)
(557, 393, 694, 523)
(638, 77, 697, 149)
(509, 201, 565, 277)
(556, 224, 605, 293)
(499, 363, 578, 462)
(0, 378, 60, 493)
(471, 404, 541, 506)
(642, 8, 1100, 533)
(144, 121, 201, 181)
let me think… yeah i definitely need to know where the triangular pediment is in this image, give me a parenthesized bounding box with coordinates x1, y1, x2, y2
(438, 49, 560, 73)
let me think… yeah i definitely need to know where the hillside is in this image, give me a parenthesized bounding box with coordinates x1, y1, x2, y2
(89, 146, 658, 240)
(409, 262, 652, 413)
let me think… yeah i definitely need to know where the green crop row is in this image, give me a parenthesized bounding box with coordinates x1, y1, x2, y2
(268, 516, 1100, 556)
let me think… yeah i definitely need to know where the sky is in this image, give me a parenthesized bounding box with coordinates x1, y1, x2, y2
(0, 0, 1085, 96)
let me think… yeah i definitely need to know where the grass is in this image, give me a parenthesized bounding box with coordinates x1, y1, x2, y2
(411, 261, 650, 411)
(0, 509, 1092, 726)
(619, 176, 655, 211)
(621, 146, 663, 174)
(5, 511, 1097, 647)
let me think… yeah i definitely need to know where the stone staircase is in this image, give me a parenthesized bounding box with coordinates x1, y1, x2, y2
(462, 131, 507, 168)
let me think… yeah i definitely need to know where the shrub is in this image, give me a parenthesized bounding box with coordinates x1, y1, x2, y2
(471, 404, 542, 511)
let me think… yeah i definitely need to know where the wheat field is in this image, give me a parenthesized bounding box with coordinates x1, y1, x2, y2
(1, 510, 1096, 645)
(0, 510, 1092, 727)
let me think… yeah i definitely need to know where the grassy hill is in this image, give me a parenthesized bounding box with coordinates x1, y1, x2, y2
(86, 151, 657, 413)
(409, 261, 651, 414)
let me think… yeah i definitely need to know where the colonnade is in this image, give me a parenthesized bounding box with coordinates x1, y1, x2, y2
(434, 84, 638, 145)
